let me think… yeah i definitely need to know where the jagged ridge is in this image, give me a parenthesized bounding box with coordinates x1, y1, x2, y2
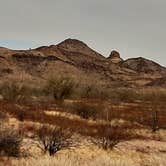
(0, 39, 166, 87)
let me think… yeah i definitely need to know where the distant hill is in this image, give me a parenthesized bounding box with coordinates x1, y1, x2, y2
(0, 38, 166, 87)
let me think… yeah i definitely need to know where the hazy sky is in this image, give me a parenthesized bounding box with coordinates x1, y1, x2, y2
(0, 0, 166, 66)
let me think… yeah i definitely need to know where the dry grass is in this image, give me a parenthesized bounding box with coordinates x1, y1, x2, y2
(0, 109, 165, 166)
(0, 101, 143, 138)
(0, 83, 166, 166)
(10, 145, 166, 166)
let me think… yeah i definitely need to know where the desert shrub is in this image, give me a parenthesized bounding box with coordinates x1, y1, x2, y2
(72, 102, 100, 120)
(16, 110, 26, 121)
(108, 88, 139, 103)
(139, 90, 166, 131)
(2, 103, 26, 121)
(140, 89, 166, 102)
(150, 110, 159, 132)
(44, 76, 75, 101)
(94, 125, 136, 150)
(149, 102, 160, 132)
(0, 126, 22, 157)
(0, 111, 7, 123)
(37, 125, 72, 156)
(99, 107, 113, 122)
(0, 80, 30, 103)
(79, 83, 109, 99)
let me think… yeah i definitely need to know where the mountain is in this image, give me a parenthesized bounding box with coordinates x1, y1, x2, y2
(0, 39, 166, 87)
(121, 57, 166, 74)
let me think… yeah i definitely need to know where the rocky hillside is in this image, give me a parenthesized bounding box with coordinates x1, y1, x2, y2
(0, 39, 166, 87)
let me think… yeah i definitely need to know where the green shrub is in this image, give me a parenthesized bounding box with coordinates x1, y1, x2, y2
(0, 80, 30, 103)
(44, 76, 75, 101)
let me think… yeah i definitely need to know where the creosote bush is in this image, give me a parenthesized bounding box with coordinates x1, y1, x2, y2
(44, 76, 75, 101)
(94, 125, 138, 150)
(139, 90, 166, 131)
(72, 102, 100, 120)
(79, 83, 109, 99)
(37, 125, 72, 156)
(0, 126, 22, 157)
(0, 80, 30, 103)
(108, 88, 139, 103)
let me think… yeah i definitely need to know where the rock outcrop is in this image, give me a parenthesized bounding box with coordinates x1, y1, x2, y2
(107, 50, 123, 63)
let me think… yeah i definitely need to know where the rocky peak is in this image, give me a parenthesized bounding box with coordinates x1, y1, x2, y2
(107, 50, 123, 63)
(109, 50, 121, 58)
(57, 38, 88, 50)
(56, 38, 105, 60)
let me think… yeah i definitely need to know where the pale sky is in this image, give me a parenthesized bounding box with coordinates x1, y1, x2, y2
(0, 0, 166, 66)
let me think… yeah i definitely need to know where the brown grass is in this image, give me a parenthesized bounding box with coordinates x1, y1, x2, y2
(0, 101, 142, 138)
(10, 146, 166, 166)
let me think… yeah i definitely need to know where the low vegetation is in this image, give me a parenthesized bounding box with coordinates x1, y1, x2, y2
(78, 83, 109, 99)
(37, 125, 72, 156)
(0, 111, 7, 123)
(71, 102, 101, 120)
(0, 80, 31, 103)
(0, 125, 22, 157)
(0, 75, 165, 165)
(95, 126, 139, 150)
(44, 76, 76, 102)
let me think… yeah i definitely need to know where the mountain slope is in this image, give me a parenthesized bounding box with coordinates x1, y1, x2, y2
(0, 39, 165, 87)
(121, 57, 166, 74)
